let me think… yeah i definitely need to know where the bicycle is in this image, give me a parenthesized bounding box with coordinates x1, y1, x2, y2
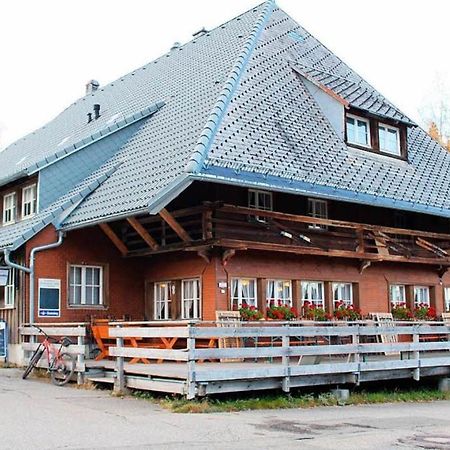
(22, 325, 76, 386)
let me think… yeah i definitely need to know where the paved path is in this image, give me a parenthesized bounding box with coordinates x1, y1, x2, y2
(1, 369, 450, 449)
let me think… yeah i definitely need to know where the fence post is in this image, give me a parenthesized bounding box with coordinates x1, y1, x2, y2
(113, 324, 127, 394)
(77, 325, 85, 385)
(282, 324, 290, 393)
(352, 325, 360, 385)
(186, 323, 196, 400)
(413, 326, 420, 381)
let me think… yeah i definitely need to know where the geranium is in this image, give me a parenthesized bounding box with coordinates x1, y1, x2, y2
(238, 303, 263, 321)
(302, 301, 332, 321)
(414, 303, 436, 320)
(333, 301, 361, 321)
(391, 302, 414, 320)
(266, 301, 298, 321)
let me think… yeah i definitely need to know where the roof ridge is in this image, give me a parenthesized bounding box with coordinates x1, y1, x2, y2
(184, 0, 276, 174)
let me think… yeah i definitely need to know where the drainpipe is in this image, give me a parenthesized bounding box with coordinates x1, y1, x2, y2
(4, 231, 64, 324)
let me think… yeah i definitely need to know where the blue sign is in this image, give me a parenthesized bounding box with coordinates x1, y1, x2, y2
(0, 321, 7, 358)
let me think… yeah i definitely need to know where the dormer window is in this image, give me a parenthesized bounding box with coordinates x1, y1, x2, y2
(3, 193, 16, 225)
(379, 124, 400, 156)
(346, 114, 370, 148)
(345, 109, 407, 160)
(22, 184, 37, 219)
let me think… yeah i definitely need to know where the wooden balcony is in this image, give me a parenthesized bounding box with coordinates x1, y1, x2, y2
(103, 202, 450, 267)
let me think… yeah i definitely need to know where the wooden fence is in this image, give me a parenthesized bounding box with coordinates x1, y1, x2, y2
(20, 323, 88, 385)
(107, 321, 450, 399)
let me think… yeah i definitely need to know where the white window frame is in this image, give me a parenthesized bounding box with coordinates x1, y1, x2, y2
(154, 281, 173, 320)
(413, 286, 430, 307)
(181, 278, 201, 320)
(69, 265, 103, 306)
(307, 198, 328, 230)
(248, 189, 273, 222)
(3, 268, 16, 309)
(378, 123, 401, 156)
(444, 287, 450, 312)
(332, 282, 353, 307)
(301, 281, 325, 309)
(22, 184, 37, 219)
(231, 278, 257, 309)
(3, 193, 16, 225)
(266, 280, 292, 307)
(346, 114, 371, 148)
(389, 284, 406, 307)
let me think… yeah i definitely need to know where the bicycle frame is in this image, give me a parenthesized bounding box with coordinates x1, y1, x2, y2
(34, 328, 66, 371)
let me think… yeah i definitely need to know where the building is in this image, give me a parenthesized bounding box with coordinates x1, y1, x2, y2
(1, 0, 450, 363)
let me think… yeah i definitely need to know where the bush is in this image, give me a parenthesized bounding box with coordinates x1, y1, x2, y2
(391, 303, 414, 320)
(266, 302, 298, 320)
(238, 304, 263, 321)
(333, 301, 362, 321)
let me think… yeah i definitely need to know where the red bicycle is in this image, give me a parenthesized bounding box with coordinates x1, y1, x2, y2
(22, 325, 76, 386)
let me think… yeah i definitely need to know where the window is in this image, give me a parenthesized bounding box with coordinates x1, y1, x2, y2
(231, 278, 257, 309)
(248, 189, 272, 222)
(307, 198, 328, 229)
(346, 114, 371, 147)
(301, 281, 324, 308)
(154, 282, 174, 320)
(390, 284, 406, 306)
(379, 124, 400, 156)
(1, 268, 16, 308)
(332, 282, 353, 307)
(413, 286, 430, 307)
(266, 280, 292, 307)
(69, 265, 103, 306)
(22, 184, 37, 218)
(3, 193, 16, 225)
(444, 287, 450, 312)
(182, 279, 201, 320)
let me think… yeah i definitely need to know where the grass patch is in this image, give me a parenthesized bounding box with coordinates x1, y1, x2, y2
(132, 383, 450, 413)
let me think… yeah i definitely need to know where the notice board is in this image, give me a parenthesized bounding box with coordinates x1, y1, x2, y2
(38, 278, 61, 318)
(0, 321, 7, 358)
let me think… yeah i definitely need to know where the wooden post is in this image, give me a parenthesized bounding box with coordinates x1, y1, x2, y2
(352, 326, 360, 384)
(186, 323, 197, 400)
(77, 325, 85, 385)
(413, 328, 420, 381)
(202, 208, 213, 240)
(114, 325, 127, 394)
(282, 325, 290, 393)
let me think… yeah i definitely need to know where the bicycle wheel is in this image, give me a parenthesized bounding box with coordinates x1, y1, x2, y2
(50, 353, 76, 386)
(22, 347, 44, 380)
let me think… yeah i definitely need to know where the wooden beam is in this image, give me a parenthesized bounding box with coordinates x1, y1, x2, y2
(159, 208, 191, 242)
(99, 223, 128, 256)
(127, 217, 159, 251)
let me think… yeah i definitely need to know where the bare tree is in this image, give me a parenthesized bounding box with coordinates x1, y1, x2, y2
(419, 74, 450, 148)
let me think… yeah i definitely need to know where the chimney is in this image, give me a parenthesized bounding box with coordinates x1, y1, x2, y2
(85, 79, 100, 95)
(93, 104, 101, 120)
(87, 112, 93, 123)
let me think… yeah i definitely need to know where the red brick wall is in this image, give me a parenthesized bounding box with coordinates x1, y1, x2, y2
(23, 227, 448, 323)
(25, 225, 145, 323)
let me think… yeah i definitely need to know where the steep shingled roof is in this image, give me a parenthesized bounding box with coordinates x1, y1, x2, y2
(2, 1, 450, 245)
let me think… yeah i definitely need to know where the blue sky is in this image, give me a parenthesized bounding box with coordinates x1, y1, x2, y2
(0, 0, 449, 150)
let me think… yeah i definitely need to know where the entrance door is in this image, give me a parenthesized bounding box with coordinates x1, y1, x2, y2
(144, 281, 175, 320)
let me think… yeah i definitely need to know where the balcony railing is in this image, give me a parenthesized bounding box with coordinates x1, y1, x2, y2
(124, 202, 450, 265)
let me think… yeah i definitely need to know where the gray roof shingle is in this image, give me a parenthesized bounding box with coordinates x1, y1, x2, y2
(2, 0, 450, 247)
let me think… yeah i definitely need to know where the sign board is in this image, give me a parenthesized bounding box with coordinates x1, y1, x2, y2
(0, 267, 9, 287)
(0, 321, 7, 358)
(38, 278, 61, 318)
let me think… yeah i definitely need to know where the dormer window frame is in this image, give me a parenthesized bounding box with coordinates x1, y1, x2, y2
(22, 184, 37, 220)
(378, 122, 401, 157)
(3, 192, 17, 226)
(345, 109, 408, 161)
(346, 113, 372, 149)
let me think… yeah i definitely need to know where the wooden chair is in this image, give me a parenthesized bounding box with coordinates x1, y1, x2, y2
(216, 311, 243, 362)
(369, 312, 399, 356)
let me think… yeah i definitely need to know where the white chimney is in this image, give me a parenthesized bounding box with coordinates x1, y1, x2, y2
(85, 80, 100, 95)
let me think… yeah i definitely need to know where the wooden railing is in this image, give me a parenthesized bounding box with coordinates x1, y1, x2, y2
(108, 321, 450, 398)
(20, 323, 88, 385)
(126, 202, 450, 265)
